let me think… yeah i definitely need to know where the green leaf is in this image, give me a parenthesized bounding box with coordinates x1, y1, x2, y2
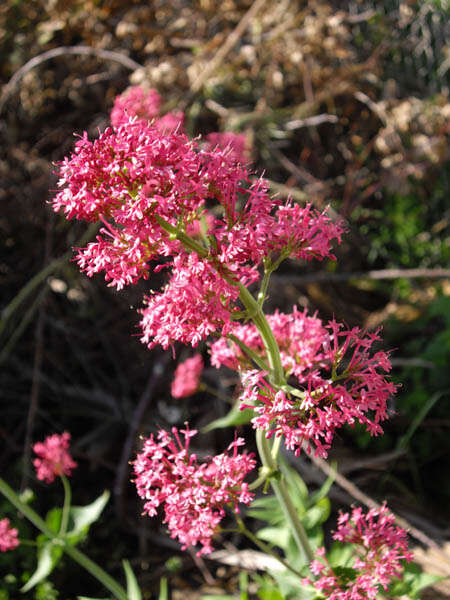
(158, 577, 168, 600)
(256, 526, 290, 550)
(45, 508, 62, 534)
(303, 498, 330, 529)
(327, 542, 354, 568)
(77, 597, 113, 600)
(279, 461, 308, 508)
(202, 406, 254, 432)
(308, 463, 336, 507)
(247, 495, 284, 526)
(21, 541, 63, 592)
(67, 490, 110, 541)
(122, 559, 142, 600)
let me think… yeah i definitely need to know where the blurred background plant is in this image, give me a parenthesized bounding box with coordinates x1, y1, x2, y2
(0, 0, 449, 597)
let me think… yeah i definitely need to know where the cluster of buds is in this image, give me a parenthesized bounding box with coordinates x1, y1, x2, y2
(33, 431, 77, 484)
(0, 518, 19, 552)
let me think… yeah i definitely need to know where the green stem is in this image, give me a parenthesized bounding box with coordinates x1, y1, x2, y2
(154, 214, 313, 565)
(256, 432, 313, 563)
(227, 333, 270, 372)
(155, 214, 208, 257)
(236, 517, 303, 578)
(237, 284, 285, 386)
(60, 474, 71, 537)
(0, 477, 128, 600)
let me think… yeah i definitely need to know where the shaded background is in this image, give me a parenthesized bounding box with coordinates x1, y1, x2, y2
(0, 0, 449, 597)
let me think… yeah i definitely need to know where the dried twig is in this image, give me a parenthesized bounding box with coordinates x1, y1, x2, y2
(309, 453, 450, 573)
(0, 46, 142, 111)
(114, 354, 170, 521)
(20, 212, 53, 490)
(273, 268, 450, 285)
(189, 0, 267, 95)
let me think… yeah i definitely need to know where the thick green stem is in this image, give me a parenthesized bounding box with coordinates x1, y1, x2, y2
(0, 477, 128, 600)
(237, 284, 285, 386)
(60, 474, 71, 537)
(256, 432, 313, 564)
(154, 217, 313, 566)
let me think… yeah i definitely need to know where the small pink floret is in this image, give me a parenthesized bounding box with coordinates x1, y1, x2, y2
(33, 432, 77, 484)
(171, 354, 204, 398)
(0, 518, 19, 552)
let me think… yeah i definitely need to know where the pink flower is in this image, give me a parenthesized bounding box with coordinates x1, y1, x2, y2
(304, 504, 413, 600)
(212, 308, 396, 457)
(171, 355, 204, 398)
(205, 132, 250, 164)
(110, 86, 162, 127)
(33, 432, 77, 484)
(0, 519, 19, 552)
(134, 426, 255, 555)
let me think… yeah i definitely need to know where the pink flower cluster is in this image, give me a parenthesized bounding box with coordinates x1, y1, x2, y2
(33, 432, 77, 484)
(0, 518, 19, 552)
(205, 132, 249, 164)
(171, 354, 204, 398)
(133, 426, 255, 555)
(53, 112, 342, 350)
(304, 504, 413, 599)
(110, 85, 184, 133)
(211, 308, 396, 457)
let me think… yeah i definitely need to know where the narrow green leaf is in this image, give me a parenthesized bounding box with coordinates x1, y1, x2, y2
(397, 391, 444, 449)
(309, 462, 336, 507)
(158, 577, 168, 600)
(21, 542, 62, 592)
(256, 526, 290, 550)
(68, 490, 110, 537)
(202, 406, 254, 432)
(122, 559, 142, 600)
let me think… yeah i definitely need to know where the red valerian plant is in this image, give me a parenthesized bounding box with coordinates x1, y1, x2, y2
(0, 86, 417, 598)
(303, 504, 413, 599)
(0, 518, 19, 552)
(133, 426, 255, 555)
(33, 432, 77, 484)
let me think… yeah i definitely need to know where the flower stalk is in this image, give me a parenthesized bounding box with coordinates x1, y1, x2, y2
(0, 477, 128, 600)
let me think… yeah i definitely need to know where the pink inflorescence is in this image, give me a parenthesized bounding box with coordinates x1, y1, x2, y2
(171, 354, 204, 398)
(211, 308, 396, 458)
(110, 86, 184, 133)
(303, 504, 413, 599)
(0, 518, 19, 552)
(134, 426, 255, 555)
(53, 115, 342, 351)
(205, 132, 249, 164)
(33, 432, 77, 484)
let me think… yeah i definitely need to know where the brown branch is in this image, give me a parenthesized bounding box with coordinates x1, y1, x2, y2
(273, 268, 450, 285)
(20, 212, 54, 490)
(309, 454, 450, 574)
(188, 0, 267, 95)
(113, 354, 170, 521)
(1, 46, 142, 111)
